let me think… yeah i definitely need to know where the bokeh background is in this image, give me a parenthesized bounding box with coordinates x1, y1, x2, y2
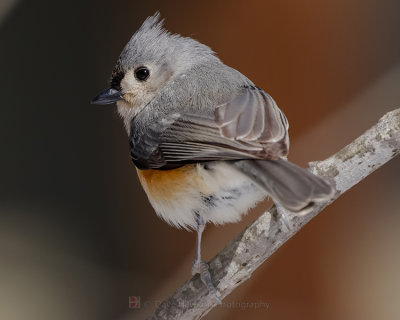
(1, 0, 400, 319)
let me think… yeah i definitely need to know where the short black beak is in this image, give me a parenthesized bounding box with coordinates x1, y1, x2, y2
(91, 88, 123, 105)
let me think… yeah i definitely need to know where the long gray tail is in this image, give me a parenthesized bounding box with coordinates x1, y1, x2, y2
(233, 159, 334, 213)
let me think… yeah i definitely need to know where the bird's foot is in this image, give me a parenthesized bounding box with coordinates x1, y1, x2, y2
(192, 258, 221, 304)
(276, 203, 291, 231)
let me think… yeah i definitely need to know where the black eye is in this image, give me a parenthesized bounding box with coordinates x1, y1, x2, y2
(134, 67, 150, 81)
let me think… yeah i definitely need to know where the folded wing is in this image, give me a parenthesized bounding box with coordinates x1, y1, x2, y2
(130, 86, 290, 169)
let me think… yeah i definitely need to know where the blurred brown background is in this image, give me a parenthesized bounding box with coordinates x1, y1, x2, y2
(1, 0, 400, 319)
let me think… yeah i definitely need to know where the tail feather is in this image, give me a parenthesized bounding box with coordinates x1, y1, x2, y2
(233, 159, 334, 213)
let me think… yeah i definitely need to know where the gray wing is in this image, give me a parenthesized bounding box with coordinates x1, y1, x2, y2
(215, 86, 289, 144)
(130, 86, 289, 169)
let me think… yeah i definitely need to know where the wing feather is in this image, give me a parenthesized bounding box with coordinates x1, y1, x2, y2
(130, 86, 289, 169)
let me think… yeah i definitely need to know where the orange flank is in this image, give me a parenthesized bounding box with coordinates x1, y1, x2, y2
(136, 165, 206, 201)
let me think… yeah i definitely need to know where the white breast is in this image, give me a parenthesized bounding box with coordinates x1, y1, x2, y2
(196, 162, 266, 226)
(137, 162, 266, 229)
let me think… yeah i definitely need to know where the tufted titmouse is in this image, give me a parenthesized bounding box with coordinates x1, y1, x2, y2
(92, 13, 333, 302)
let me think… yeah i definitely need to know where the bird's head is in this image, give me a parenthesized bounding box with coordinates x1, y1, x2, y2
(91, 12, 217, 131)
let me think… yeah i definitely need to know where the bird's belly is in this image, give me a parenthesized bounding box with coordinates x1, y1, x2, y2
(136, 162, 266, 229)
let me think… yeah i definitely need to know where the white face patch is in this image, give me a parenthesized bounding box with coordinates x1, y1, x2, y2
(116, 100, 140, 134)
(116, 62, 175, 134)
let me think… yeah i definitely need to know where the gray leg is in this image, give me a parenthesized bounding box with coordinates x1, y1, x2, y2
(191, 213, 221, 304)
(275, 202, 291, 231)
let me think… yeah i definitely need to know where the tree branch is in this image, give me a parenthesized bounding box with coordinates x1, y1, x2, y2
(148, 108, 400, 320)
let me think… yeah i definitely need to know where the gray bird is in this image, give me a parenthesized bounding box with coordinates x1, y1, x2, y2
(92, 13, 333, 303)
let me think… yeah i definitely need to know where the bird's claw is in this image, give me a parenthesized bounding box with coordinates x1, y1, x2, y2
(276, 203, 291, 231)
(192, 259, 222, 304)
